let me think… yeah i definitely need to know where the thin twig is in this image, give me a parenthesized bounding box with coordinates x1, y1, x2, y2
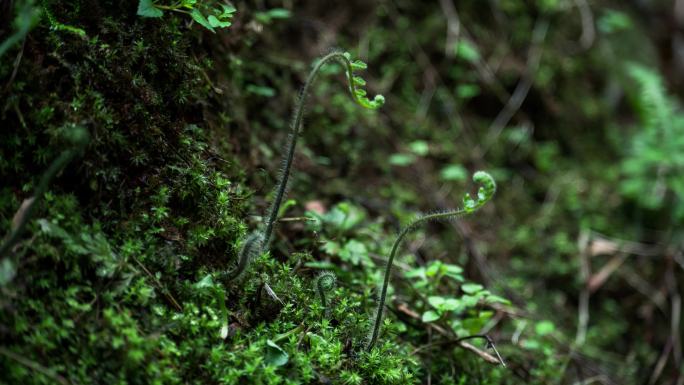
(482, 18, 549, 155)
(575, 230, 590, 347)
(132, 257, 183, 312)
(574, 0, 595, 50)
(412, 335, 506, 367)
(438, 0, 461, 58)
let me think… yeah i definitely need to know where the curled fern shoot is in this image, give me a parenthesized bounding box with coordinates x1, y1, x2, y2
(0, 126, 89, 258)
(365, 171, 496, 351)
(262, 50, 384, 248)
(223, 231, 264, 281)
(315, 271, 337, 316)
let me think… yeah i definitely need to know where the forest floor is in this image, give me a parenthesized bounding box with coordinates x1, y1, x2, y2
(1, 1, 683, 384)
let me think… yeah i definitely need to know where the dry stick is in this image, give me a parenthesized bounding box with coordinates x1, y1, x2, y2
(574, 0, 596, 50)
(412, 334, 506, 367)
(366, 172, 496, 351)
(132, 256, 183, 312)
(3, 37, 26, 94)
(481, 18, 549, 156)
(438, 0, 461, 58)
(396, 303, 503, 366)
(649, 339, 673, 385)
(576, 230, 591, 347)
(617, 266, 667, 313)
(667, 259, 682, 378)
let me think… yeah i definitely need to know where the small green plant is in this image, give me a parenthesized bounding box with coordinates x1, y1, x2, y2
(225, 51, 382, 280)
(137, 0, 236, 33)
(366, 171, 496, 351)
(315, 271, 337, 316)
(405, 260, 510, 334)
(0, 126, 89, 259)
(263, 50, 385, 248)
(621, 64, 684, 220)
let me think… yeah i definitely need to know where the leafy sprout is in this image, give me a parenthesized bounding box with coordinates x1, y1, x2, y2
(137, 0, 237, 33)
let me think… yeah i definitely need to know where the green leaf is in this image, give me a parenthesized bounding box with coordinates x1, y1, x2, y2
(485, 294, 511, 305)
(444, 264, 464, 281)
(255, 8, 290, 24)
(303, 261, 337, 270)
(404, 266, 426, 279)
(321, 241, 341, 256)
(219, 4, 237, 15)
(428, 296, 446, 308)
(389, 153, 416, 166)
(265, 8, 290, 19)
(442, 298, 460, 311)
(422, 310, 441, 323)
(409, 140, 429, 156)
(535, 320, 555, 336)
(456, 84, 480, 99)
(207, 15, 231, 28)
(598, 9, 632, 33)
(461, 283, 484, 294)
(137, 0, 163, 18)
(425, 261, 442, 277)
(461, 294, 479, 308)
(194, 274, 215, 289)
(190, 9, 215, 32)
(322, 202, 366, 231)
(339, 240, 368, 265)
(265, 340, 289, 366)
(246, 84, 276, 97)
(440, 164, 467, 181)
(455, 40, 480, 62)
(350, 60, 367, 71)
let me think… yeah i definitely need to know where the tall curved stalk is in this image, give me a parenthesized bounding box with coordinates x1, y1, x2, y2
(262, 50, 385, 247)
(366, 171, 496, 351)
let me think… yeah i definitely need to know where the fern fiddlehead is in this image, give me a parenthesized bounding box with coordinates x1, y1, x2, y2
(365, 171, 496, 351)
(315, 271, 337, 317)
(262, 50, 385, 248)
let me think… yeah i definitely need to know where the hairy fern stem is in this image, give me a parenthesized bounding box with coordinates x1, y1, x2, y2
(223, 231, 264, 281)
(365, 171, 496, 351)
(262, 50, 384, 247)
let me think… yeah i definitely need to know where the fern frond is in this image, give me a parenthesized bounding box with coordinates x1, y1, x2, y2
(262, 50, 385, 247)
(365, 171, 496, 351)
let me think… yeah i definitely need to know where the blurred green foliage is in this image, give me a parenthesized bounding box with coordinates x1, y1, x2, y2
(1, 0, 683, 384)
